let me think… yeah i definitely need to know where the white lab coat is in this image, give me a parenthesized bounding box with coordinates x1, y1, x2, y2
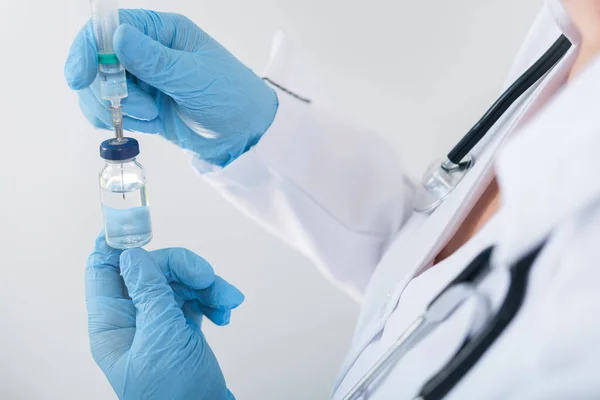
(193, 0, 600, 398)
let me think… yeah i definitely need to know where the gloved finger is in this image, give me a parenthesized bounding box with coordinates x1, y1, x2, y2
(184, 300, 232, 327)
(197, 276, 245, 309)
(79, 98, 111, 130)
(198, 303, 232, 326)
(118, 10, 207, 52)
(87, 298, 136, 335)
(171, 276, 245, 310)
(120, 248, 187, 330)
(177, 294, 231, 331)
(182, 301, 203, 332)
(79, 88, 162, 134)
(149, 248, 215, 290)
(89, 77, 160, 121)
(88, 316, 135, 375)
(114, 24, 197, 97)
(86, 231, 127, 299)
(65, 21, 97, 90)
(86, 232, 135, 343)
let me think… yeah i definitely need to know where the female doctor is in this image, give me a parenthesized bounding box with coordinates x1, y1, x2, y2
(65, 0, 600, 399)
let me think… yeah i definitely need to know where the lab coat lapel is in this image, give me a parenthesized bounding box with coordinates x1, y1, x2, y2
(495, 55, 600, 267)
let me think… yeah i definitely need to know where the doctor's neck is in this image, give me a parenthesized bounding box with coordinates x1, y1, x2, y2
(563, 0, 600, 80)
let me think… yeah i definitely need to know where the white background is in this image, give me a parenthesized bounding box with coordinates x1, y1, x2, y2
(0, 0, 541, 399)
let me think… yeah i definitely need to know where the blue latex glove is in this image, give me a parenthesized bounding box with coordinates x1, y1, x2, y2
(65, 10, 278, 167)
(86, 233, 244, 399)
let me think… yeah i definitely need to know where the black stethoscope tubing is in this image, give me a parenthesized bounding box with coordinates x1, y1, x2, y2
(417, 243, 546, 400)
(446, 35, 571, 165)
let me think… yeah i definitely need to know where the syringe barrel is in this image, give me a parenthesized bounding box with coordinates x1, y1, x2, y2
(90, 0, 119, 55)
(90, 0, 128, 105)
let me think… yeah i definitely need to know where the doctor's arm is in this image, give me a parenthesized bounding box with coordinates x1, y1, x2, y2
(195, 82, 415, 300)
(66, 10, 415, 299)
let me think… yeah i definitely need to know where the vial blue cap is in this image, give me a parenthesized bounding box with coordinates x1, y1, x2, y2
(100, 137, 140, 161)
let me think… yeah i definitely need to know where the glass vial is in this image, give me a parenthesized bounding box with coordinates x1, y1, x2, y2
(99, 137, 153, 249)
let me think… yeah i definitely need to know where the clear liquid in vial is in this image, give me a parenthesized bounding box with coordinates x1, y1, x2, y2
(101, 181, 152, 249)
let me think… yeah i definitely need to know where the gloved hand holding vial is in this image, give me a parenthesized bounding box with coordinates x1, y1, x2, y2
(91, 0, 152, 249)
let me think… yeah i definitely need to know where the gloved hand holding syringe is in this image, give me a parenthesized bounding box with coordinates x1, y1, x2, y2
(67, 1, 278, 250)
(91, 0, 153, 249)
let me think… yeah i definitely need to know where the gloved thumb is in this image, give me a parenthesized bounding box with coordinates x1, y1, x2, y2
(120, 248, 186, 330)
(65, 22, 98, 90)
(114, 24, 193, 97)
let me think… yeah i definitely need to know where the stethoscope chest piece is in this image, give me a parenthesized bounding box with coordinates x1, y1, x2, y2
(413, 155, 474, 214)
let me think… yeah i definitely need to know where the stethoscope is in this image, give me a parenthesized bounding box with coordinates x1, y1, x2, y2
(343, 243, 545, 400)
(343, 34, 572, 400)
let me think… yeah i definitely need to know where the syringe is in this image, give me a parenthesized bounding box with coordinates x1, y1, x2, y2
(90, 0, 128, 142)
